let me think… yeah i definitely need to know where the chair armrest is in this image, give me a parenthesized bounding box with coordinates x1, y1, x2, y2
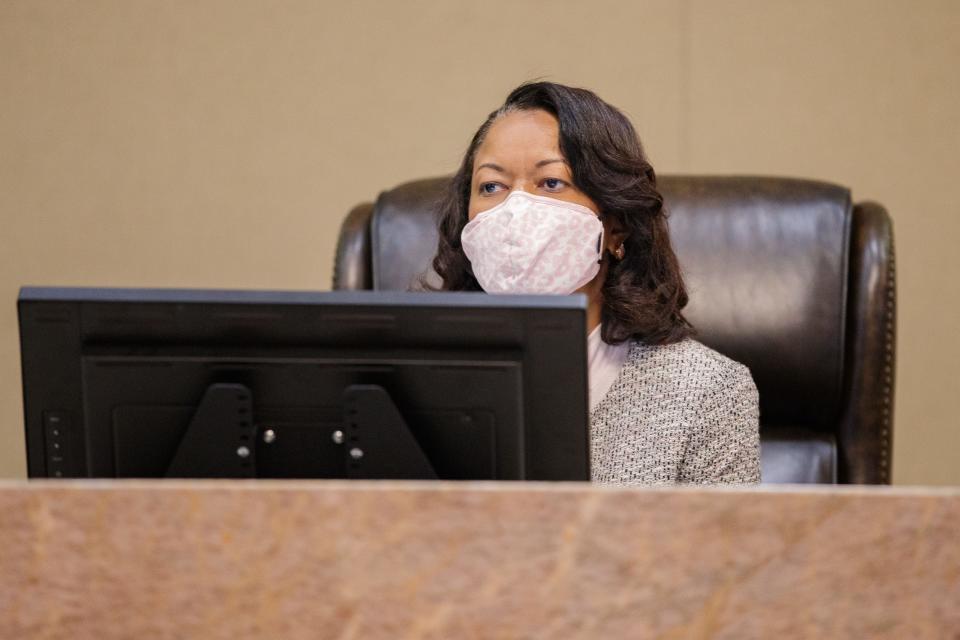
(839, 201, 896, 483)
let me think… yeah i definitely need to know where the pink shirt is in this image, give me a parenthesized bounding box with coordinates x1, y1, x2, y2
(587, 324, 631, 413)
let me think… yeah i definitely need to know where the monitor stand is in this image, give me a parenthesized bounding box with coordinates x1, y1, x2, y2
(164, 383, 437, 480)
(165, 383, 257, 478)
(343, 384, 437, 480)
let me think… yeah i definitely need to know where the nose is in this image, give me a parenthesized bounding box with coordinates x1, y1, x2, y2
(510, 184, 536, 196)
(503, 187, 537, 204)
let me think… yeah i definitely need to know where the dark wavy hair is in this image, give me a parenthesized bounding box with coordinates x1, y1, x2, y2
(429, 81, 693, 345)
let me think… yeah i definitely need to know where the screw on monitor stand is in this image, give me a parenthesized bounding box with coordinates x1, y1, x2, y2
(332, 430, 345, 445)
(236, 446, 250, 459)
(262, 429, 276, 444)
(349, 448, 364, 460)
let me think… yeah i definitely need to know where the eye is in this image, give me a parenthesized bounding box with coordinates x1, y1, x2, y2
(479, 182, 505, 195)
(540, 177, 567, 192)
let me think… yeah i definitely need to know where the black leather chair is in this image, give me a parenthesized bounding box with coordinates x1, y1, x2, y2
(333, 175, 896, 484)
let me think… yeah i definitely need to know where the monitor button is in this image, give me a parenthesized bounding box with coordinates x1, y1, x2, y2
(44, 411, 71, 477)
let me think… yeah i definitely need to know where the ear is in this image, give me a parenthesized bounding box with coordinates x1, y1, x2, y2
(602, 216, 629, 254)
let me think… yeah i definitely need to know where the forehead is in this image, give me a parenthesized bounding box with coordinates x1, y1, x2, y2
(475, 109, 561, 165)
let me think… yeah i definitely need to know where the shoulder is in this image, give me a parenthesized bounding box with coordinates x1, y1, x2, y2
(628, 340, 760, 483)
(599, 337, 758, 423)
(625, 338, 755, 399)
(627, 338, 760, 458)
(590, 338, 760, 484)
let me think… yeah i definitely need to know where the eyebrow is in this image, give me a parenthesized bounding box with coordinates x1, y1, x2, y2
(535, 158, 567, 168)
(475, 158, 568, 174)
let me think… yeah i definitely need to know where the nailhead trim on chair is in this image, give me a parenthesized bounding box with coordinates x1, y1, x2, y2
(880, 230, 896, 482)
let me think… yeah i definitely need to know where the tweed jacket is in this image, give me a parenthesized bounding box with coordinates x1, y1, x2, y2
(589, 338, 761, 484)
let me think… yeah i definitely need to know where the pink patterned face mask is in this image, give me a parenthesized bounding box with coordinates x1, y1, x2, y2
(461, 190, 605, 295)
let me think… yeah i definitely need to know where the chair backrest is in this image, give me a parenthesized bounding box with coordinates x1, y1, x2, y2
(333, 175, 896, 484)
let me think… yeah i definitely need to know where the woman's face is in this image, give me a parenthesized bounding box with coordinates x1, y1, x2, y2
(468, 109, 600, 220)
(465, 107, 626, 330)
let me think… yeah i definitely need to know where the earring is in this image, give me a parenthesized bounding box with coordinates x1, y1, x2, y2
(615, 244, 625, 260)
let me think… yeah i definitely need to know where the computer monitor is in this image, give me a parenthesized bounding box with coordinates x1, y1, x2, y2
(19, 287, 590, 481)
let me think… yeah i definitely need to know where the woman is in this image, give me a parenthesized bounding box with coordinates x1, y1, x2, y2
(430, 81, 760, 484)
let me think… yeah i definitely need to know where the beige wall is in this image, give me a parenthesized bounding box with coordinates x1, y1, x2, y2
(1, 0, 958, 483)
